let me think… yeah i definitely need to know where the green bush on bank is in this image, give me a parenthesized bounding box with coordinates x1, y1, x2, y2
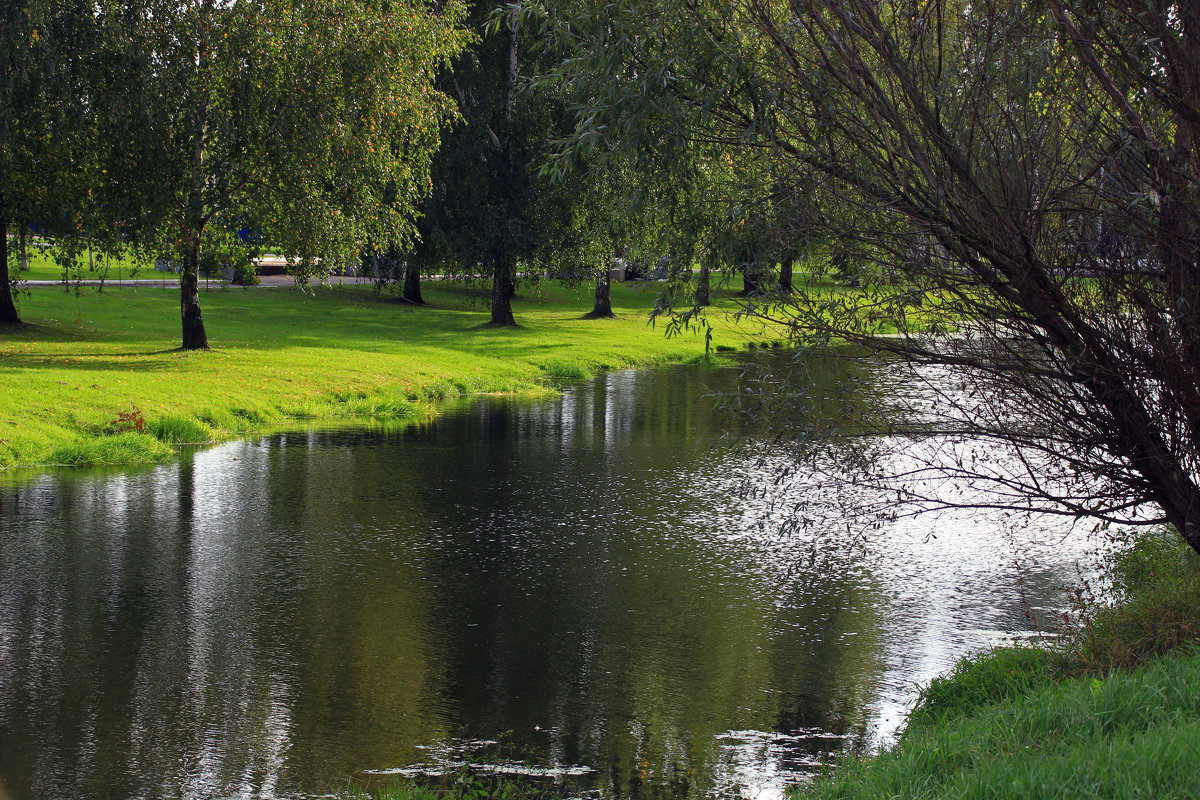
(795, 529, 1200, 800)
(1075, 528, 1200, 671)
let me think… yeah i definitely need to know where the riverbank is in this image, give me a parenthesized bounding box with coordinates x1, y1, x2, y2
(792, 528, 1200, 800)
(1, 279, 781, 472)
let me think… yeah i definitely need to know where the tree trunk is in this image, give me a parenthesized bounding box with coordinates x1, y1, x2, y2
(178, 82, 211, 350)
(696, 261, 710, 306)
(587, 268, 615, 318)
(402, 258, 424, 305)
(490, 256, 517, 325)
(779, 254, 794, 294)
(0, 202, 19, 325)
(740, 263, 760, 296)
(504, 9, 520, 139)
(1160, 479, 1200, 556)
(180, 231, 209, 350)
(1181, 508, 1200, 557)
(487, 8, 520, 326)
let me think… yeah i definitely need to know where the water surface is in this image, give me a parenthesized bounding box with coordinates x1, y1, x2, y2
(0, 357, 1089, 799)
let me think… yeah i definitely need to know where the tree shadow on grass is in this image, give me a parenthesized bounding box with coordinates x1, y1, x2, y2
(0, 321, 42, 335)
(1, 320, 170, 347)
(471, 321, 525, 331)
(1, 352, 180, 372)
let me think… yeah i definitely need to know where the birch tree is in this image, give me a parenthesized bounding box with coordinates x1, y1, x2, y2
(99, 0, 469, 348)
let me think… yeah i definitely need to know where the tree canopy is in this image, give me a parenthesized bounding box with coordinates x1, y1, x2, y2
(391, 0, 601, 324)
(1, 0, 99, 324)
(93, 0, 469, 348)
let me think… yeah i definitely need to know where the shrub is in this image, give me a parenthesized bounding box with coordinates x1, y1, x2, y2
(107, 406, 145, 434)
(1072, 529, 1200, 671)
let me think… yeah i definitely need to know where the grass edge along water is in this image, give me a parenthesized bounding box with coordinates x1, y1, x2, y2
(0, 279, 789, 472)
(791, 527, 1200, 800)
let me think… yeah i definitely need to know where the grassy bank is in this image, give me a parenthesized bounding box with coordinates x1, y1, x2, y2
(0, 278, 781, 471)
(794, 529, 1200, 800)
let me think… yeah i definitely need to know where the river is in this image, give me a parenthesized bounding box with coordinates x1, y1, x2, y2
(0, 355, 1091, 800)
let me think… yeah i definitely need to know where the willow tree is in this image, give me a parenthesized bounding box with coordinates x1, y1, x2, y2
(0, 0, 98, 325)
(98, 0, 468, 349)
(538, 0, 1200, 552)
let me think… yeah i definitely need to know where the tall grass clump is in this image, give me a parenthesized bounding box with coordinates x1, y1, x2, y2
(145, 414, 216, 445)
(339, 394, 421, 417)
(281, 393, 427, 420)
(904, 645, 1073, 728)
(540, 359, 591, 380)
(45, 432, 175, 466)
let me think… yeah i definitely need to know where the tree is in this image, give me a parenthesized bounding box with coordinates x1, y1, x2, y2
(575, 174, 627, 320)
(96, 0, 468, 349)
(539, 0, 1200, 553)
(390, 0, 586, 325)
(0, 0, 98, 325)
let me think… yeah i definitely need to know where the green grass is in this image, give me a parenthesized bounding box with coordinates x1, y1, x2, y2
(903, 646, 1075, 729)
(1073, 529, 1200, 671)
(794, 529, 1200, 800)
(11, 245, 163, 282)
(0, 277, 779, 470)
(799, 644, 1200, 800)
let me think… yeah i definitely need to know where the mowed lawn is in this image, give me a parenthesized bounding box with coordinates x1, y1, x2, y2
(1, 278, 780, 470)
(12, 246, 163, 283)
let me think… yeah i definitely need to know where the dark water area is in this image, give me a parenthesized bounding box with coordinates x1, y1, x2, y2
(0, 357, 1089, 800)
